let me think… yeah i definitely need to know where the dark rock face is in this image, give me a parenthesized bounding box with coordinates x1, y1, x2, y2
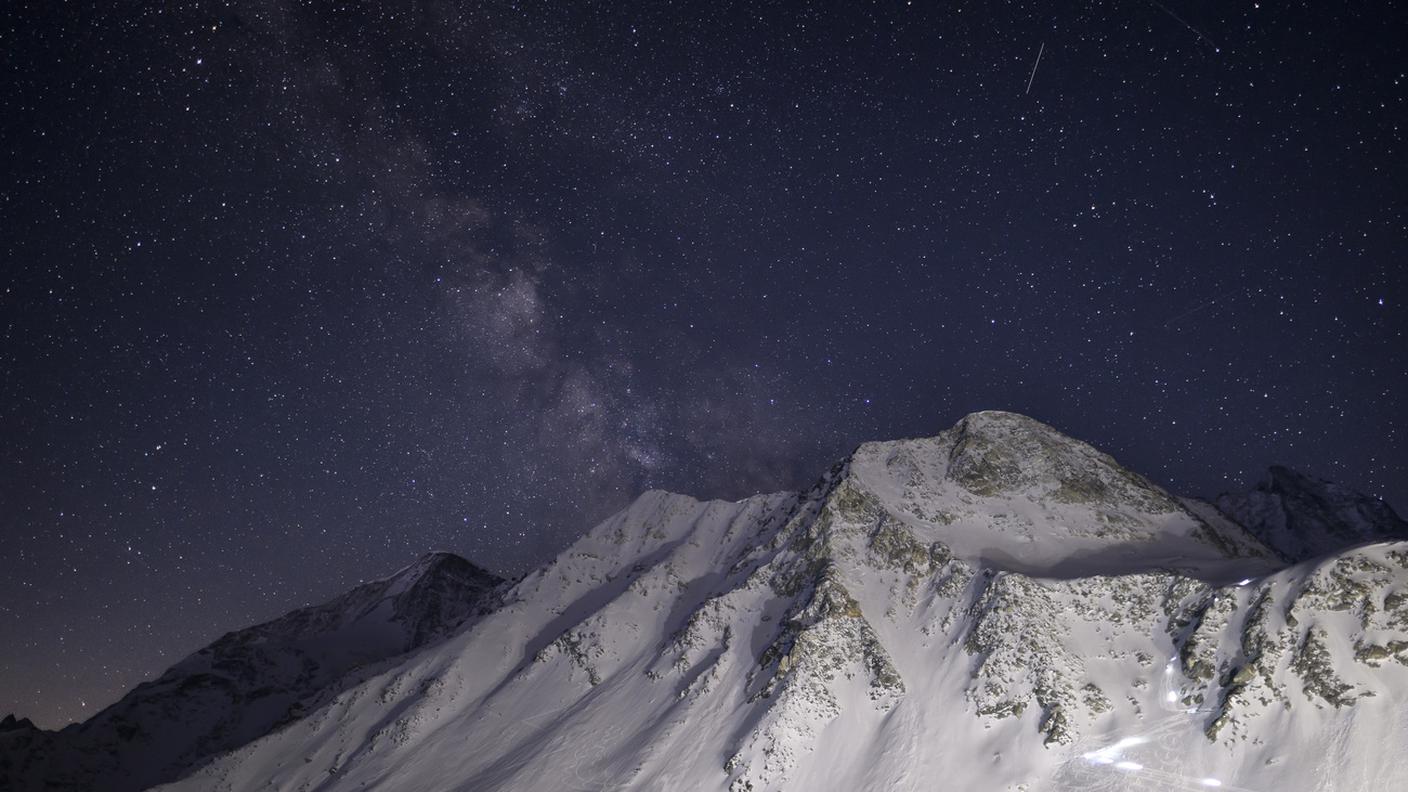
(0, 552, 504, 792)
(0, 715, 36, 734)
(1216, 466, 1408, 563)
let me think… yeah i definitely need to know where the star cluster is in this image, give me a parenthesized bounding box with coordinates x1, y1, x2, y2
(1, 1, 1403, 728)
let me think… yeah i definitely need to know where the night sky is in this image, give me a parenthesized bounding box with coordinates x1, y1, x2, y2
(3, 1, 1404, 729)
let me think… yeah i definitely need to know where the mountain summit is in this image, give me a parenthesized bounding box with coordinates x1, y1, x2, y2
(5, 412, 1405, 792)
(841, 410, 1275, 580)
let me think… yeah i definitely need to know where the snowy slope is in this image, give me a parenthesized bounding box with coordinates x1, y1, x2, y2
(138, 412, 1408, 792)
(0, 552, 504, 792)
(1216, 465, 1408, 563)
(13, 411, 1405, 792)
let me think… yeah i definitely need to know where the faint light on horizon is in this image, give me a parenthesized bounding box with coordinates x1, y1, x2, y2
(1116, 761, 1143, 771)
(1201, 779, 1224, 787)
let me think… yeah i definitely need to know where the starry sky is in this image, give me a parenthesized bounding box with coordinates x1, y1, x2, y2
(3, 1, 1404, 729)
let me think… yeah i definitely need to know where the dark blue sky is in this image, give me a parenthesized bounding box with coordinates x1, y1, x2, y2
(3, 1, 1404, 728)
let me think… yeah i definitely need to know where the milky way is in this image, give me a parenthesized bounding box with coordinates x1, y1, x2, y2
(2, 1, 1404, 728)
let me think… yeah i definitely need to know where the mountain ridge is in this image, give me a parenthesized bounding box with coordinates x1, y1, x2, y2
(0, 550, 505, 792)
(5, 411, 1405, 792)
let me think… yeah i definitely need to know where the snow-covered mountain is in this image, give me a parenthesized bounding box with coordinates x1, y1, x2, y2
(7, 411, 1407, 792)
(0, 552, 505, 792)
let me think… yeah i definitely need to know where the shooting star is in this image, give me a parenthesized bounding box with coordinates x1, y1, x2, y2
(1162, 295, 1222, 328)
(1148, 0, 1221, 52)
(1025, 41, 1045, 95)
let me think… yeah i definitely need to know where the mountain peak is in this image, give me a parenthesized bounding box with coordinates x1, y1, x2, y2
(416, 549, 469, 565)
(945, 412, 1126, 494)
(1216, 465, 1408, 562)
(955, 408, 1054, 429)
(854, 409, 1166, 511)
(836, 412, 1273, 580)
(392, 550, 501, 589)
(1264, 464, 1329, 492)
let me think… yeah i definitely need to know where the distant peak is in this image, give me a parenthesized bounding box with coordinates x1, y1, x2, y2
(1265, 465, 1318, 487)
(416, 549, 469, 566)
(1256, 465, 1395, 508)
(394, 551, 503, 588)
(1216, 466, 1408, 563)
(0, 713, 37, 733)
